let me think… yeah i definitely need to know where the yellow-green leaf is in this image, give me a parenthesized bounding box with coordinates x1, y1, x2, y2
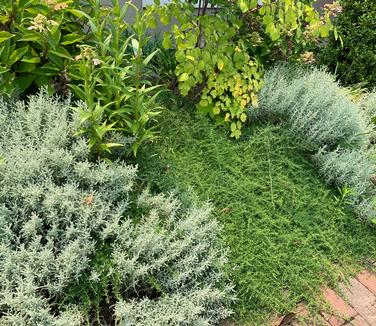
(179, 73, 189, 82)
(217, 58, 224, 71)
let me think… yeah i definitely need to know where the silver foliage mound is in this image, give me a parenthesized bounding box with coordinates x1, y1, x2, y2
(255, 66, 375, 221)
(0, 92, 232, 325)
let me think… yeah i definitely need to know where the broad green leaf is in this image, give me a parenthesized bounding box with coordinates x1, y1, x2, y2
(21, 55, 40, 64)
(131, 38, 139, 55)
(17, 33, 42, 42)
(48, 46, 72, 60)
(47, 28, 61, 48)
(213, 106, 220, 115)
(69, 84, 86, 100)
(8, 46, 29, 66)
(60, 33, 84, 45)
(238, 0, 249, 13)
(176, 50, 185, 63)
(143, 49, 159, 65)
(15, 75, 34, 92)
(178, 73, 189, 82)
(0, 31, 14, 43)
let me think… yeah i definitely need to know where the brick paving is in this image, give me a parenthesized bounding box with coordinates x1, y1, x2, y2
(271, 270, 376, 326)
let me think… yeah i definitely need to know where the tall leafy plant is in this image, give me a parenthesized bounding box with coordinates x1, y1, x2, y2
(69, 1, 161, 158)
(0, 0, 87, 96)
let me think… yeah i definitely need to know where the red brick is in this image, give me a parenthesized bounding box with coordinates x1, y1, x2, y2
(320, 311, 345, 326)
(327, 315, 345, 326)
(322, 288, 357, 319)
(341, 278, 376, 325)
(350, 315, 371, 326)
(356, 271, 376, 294)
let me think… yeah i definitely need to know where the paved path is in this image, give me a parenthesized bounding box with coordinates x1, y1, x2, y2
(272, 270, 376, 326)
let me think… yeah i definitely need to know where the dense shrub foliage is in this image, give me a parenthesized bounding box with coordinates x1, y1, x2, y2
(360, 92, 376, 143)
(319, 0, 376, 87)
(0, 0, 87, 96)
(149, 0, 338, 138)
(0, 0, 162, 158)
(255, 66, 375, 221)
(254, 66, 369, 148)
(0, 92, 232, 325)
(69, 1, 161, 158)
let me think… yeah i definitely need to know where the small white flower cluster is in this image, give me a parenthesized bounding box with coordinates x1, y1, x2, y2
(27, 14, 58, 33)
(75, 46, 101, 66)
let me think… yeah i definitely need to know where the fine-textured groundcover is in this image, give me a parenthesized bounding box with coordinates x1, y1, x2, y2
(137, 106, 376, 324)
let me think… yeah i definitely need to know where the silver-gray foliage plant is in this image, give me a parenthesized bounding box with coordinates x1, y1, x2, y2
(360, 91, 376, 143)
(313, 148, 375, 219)
(255, 66, 375, 221)
(0, 91, 232, 325)
(254, 65, 369, 148)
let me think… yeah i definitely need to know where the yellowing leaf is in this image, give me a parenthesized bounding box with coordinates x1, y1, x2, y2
(217, 58, 224, 71)
(178, 73, 189, 82)
(213, 106, 220, 115)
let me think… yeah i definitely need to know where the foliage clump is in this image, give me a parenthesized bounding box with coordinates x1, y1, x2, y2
(313, 148, 375, 220)
(150, 0, 337, 138)
(0, 0, 87, 96)
(319, 0, 376, 87)
(254, 66, 375, 221)
(254, 65, 368, 148)
(137, 106, 376, 324)
(360, 92, 376, 143)
(0, 92, 232, 325)
(0, 0, 162, 158)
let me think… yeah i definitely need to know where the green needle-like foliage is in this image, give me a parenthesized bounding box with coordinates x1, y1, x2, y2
(137, 106, 376, 324)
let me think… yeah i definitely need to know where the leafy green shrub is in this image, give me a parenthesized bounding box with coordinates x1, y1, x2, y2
(149, 0, 337, 138)
(0, 92, 232, 325)
(69, 1, 161, 158)
(254, 65, 369, 148)
(0, 0, 87, 96)
(319, 0, 376, 87)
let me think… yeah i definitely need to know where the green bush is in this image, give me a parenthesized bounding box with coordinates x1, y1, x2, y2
(0, 1, 163, 158)
(0, 92, 232, 325)
(0, 0, 87, 97)
(319, 0, 376, 87)
(149, 0, 337, 137)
